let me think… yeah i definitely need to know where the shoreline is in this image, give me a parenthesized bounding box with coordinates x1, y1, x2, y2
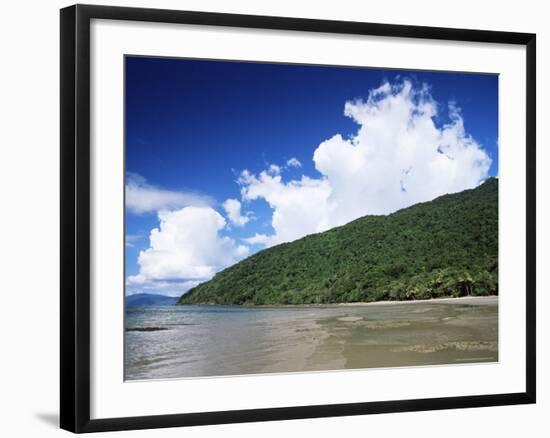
(177, 295, 498, 309)
(332, 295, 498, 307)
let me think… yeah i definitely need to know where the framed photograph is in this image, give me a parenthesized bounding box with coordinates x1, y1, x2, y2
(60, 4, 536, 433)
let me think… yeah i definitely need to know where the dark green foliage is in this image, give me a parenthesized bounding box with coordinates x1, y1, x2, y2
(178, 178, 498, 305)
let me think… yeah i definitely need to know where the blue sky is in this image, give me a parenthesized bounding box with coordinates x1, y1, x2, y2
(125, 56, 498, 296)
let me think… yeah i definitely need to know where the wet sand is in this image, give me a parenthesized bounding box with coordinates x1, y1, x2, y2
(125, 296, 498, 380)
(261, 296, 498, 374)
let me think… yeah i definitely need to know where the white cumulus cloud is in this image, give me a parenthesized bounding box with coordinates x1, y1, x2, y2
(267, 164, 281, 175)
(286, 157, 302, 168)
(126, 172, 213, 214)
(126, 206, 249, 295)
(239, 171, 331, 246)
(242, 233, 273, 246)
(241, 79, 491, 247)
(222, 198, 252, 227)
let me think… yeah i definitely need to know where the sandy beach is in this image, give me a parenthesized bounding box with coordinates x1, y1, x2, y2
(125, 296, 498, 380)
(336, 295, 498, 307)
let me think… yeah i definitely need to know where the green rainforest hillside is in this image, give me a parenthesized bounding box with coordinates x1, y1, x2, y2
(178, 178, 498, 305)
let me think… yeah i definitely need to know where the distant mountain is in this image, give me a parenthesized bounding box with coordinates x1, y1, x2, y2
(178, 178, 498, 306)
(126, 293, 178, 306)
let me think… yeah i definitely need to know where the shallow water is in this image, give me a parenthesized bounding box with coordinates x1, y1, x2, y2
(124, 299, 498, 380)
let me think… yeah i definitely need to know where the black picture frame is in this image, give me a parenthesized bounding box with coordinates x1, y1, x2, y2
(60, 4, 536, 433)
